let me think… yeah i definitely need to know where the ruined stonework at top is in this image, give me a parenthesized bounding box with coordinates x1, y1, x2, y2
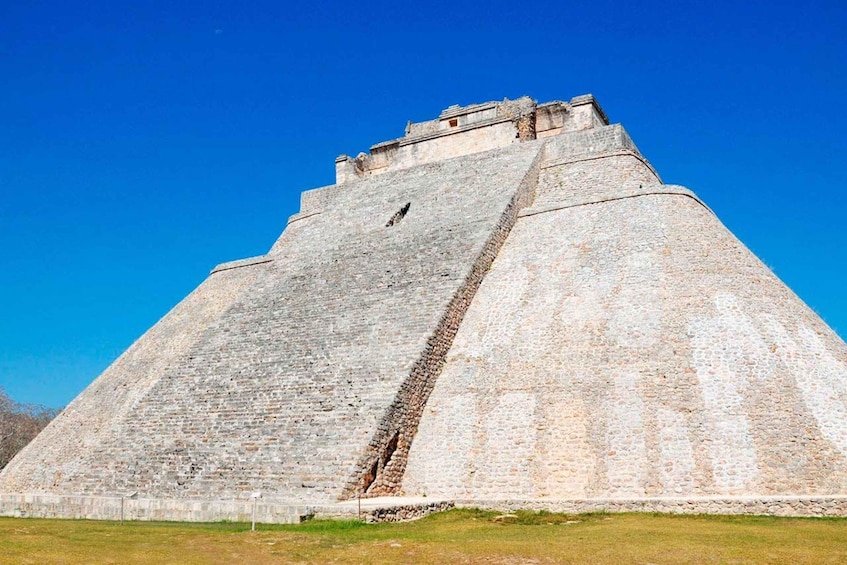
(3, 94, 847, 521)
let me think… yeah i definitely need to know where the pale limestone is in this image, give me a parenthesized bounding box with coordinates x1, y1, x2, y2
(3, 94, 847, 523)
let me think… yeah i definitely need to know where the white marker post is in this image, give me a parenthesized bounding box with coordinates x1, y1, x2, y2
(120, 492, 138, 525)
(250, 492, 262, 531)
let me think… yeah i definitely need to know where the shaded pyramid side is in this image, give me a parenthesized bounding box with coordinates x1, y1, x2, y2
(0, 141, 543, 503)
(0, 265, 262, 494)
(403, 146, 847, 500)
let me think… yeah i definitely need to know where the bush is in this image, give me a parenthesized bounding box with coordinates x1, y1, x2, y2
(0, 387, 59, 470)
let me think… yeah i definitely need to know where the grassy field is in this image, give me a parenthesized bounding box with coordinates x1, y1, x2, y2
(2, 509, 847, 564)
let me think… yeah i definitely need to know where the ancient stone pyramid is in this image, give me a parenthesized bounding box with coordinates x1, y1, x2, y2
(4, 94, 847, 520)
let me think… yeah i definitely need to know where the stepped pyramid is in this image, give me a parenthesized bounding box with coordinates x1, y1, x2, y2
(4, 94, 847, 521)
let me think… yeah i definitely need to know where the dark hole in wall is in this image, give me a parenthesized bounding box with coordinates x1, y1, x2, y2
(363, 459, 379, 492)
(385, 202, 411, 227)
(449, 118, 458, 127)
(382, 432, 400, 468)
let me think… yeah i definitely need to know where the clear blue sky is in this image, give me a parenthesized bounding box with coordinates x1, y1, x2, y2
(2, 1, 846, 409)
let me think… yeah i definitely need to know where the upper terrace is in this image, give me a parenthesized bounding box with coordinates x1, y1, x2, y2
(335, 94, 609, 184)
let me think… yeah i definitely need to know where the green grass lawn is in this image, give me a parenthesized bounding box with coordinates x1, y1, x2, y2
(2, 509, 847, 564)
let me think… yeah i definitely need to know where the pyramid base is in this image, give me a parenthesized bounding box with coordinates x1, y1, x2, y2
(0, 493, 311, 523)
(4, 492, 847, 522)
(453, 496, 847, 517)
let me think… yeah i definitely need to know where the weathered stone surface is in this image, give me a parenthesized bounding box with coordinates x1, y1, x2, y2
(3, 94, 847, 522)
(453, 496, 847, 518)
(0, 493, 311, 523)
(403, 148, 847, 501)
(0, 135, 543, 506)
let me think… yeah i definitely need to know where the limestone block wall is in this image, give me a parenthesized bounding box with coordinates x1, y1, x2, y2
(6, 95, 846, 522)
(457, 496, 847, 518)
(0, 493, 310, 524)
(567, 94, 609, 131)
(335, 96, 609, 184)
(542, 123, 641, 163)
(336, 121, 522, 184)
(345, 144, 542, 498)
(389, 121, 521, 174)
(0, 140, 544, 505)
(0, 265, 264, 494)
(533, 152, 661, 210)
(402, 169, 847, 499)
